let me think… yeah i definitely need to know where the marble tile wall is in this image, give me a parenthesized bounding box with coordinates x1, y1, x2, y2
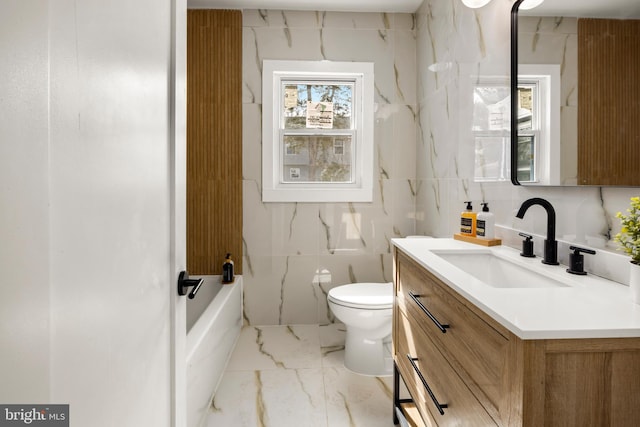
(414, 0, 639, 285)
(242, 10, 417, 325)
(242, 3, 638, 326)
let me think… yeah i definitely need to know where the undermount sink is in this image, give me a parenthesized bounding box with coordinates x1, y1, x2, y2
(432, 250, 569, 289)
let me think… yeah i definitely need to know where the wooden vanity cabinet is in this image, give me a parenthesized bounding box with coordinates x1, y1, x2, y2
(393, 248, 640, 427)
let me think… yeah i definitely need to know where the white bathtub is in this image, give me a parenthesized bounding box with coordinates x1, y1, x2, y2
(186, 276, 242, 427)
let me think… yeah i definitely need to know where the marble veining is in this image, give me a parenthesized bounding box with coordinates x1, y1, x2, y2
(473, 11, 486, 58)
(258, 9, 268, 24)
(318, 282, 333, 323)
(281, 12, 292, 47)
(349, 203, 367, 248)
(244, 5, 636, 326)
(406, 104, 416, 120)
(407, 179, 416, 198)
(382, 13, 390, 30)
(205, 325, 394, 427)
(379, 180, 388, 216)
(250, 28, 261, 74)
(319, 28, 327, 59)
(255, 371, 267, 425)
(242, 237, 253, 276)
(375, 83, 391, 103)
(394, 64, 405, 101)
(560, 33, 570, 75)
(256, 327, 285, 368)
(319, 210, 333, 254)
(414, 0, 638, 274)
(288, 203, 298, 240)
(278, 257, 289, 324)
(598, 187, 613, 241)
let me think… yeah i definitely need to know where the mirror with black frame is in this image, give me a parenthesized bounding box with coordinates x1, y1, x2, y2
(510, 0, 640, 186)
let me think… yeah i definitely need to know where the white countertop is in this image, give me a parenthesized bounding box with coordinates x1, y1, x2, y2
(392, 238, 640, 340)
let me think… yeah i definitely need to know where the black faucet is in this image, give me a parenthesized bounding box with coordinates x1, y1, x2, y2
(515, 198, 559, 265)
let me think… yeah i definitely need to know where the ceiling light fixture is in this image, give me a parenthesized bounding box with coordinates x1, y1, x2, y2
(461, 0, 545, 10)
(519, 0, 545, 10)
(461, 0, 491, 8)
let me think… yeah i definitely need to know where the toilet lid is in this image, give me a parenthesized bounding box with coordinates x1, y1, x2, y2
(327, 283, 393, 309)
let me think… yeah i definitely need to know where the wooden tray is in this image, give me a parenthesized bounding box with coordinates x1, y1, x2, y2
(453, 233, 501, 247)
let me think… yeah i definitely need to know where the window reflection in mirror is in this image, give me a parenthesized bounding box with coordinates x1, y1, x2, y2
(515, 65, 560, 185)
(473, 67, 558, 185)
(472, 81, 511, 182)
(513, 1, 640, 186)
(516, 84, 537, 183)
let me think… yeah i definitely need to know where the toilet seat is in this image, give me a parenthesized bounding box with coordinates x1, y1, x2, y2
(327, 283, 393, 310)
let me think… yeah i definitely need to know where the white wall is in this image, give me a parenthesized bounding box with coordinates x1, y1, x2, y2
(0, 0, 51, 402)
(0, 1, 178, 425)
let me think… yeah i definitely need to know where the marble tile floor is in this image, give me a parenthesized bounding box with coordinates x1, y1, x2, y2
(204, 324, 397, 427)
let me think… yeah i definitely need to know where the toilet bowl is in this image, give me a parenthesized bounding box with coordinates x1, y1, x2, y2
(327, 282, 393, 376)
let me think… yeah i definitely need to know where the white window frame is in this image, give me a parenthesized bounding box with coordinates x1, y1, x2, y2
(262, 60, 374, 203)
(517, 64, 560, 185)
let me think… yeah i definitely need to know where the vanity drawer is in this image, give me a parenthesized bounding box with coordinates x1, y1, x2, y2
(395, 309, 498, 426)
(396, 250, 510, 414)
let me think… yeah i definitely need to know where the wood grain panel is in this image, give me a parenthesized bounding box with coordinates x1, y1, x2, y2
(396, 310, 498, 426)
(394, 247, 640, 427)
(520, 340, 547, 427)
(544, 350, 640, 427)
(187, 10, 243, 275)
(610, 351, 640, 426)
(396, 251, 509, 415)
(578, 18, 640, 185)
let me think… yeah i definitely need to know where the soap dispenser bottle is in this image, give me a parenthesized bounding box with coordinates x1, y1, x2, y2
(460, 201, 477, 236)
(222, 253, 234, 284)
(476, 202, 495, 239)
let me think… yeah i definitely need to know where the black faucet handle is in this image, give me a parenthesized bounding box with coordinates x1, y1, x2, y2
(567, 246, 596, 275)
(519, 233, 535, 258)
(569, 245, 596, 255)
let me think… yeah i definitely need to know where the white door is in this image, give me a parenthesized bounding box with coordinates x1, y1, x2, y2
(0, 0, 188, 426)
(47, 0, 187, 425)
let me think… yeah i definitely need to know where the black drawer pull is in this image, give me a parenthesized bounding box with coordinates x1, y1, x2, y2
(407, 354, 448, 415)
(408, 291, 449, 333)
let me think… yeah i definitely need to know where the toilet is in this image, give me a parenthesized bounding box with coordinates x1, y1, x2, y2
(327, 282, 393, 376)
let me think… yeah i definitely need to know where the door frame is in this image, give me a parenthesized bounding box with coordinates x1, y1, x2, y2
(170, 0, 187, 425)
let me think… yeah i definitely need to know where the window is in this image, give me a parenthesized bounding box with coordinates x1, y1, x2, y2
(469, 65, 559, 185)
(516, 83, 539, 182)
(516, 64, 560, 185)
(262, 60, 374, 202)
